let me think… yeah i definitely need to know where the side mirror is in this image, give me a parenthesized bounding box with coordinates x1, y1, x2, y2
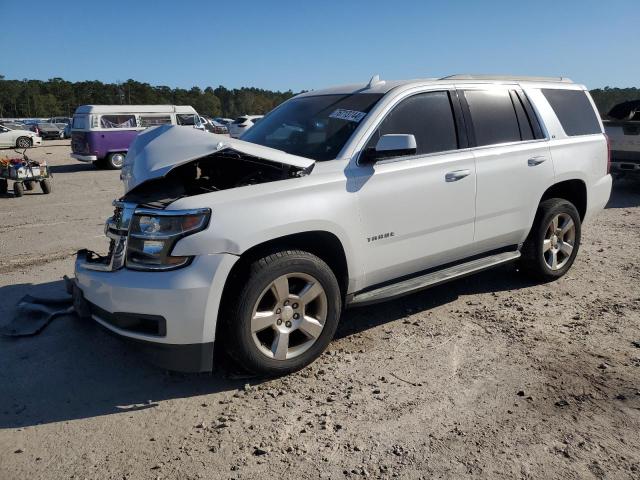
(361, 134, 417, 163)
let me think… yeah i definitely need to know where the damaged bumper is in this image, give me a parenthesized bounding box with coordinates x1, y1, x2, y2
(73, 249, 238, 372)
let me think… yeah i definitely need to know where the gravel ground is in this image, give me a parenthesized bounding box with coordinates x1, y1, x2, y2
(1, 141, 639, 479)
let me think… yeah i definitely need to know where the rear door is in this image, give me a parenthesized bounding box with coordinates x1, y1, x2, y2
(355, 89, 477, 287)
(460, 86, 553, 249)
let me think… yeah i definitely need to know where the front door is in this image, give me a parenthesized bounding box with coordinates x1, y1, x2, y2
(354, 90, 477, 288)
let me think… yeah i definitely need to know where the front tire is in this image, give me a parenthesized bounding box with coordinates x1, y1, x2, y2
(225, 250, 342, 376)
(105, 152, 125, 170)
(13, 182, 24, 197)
(16, 137, 32, 149)
(520, 198, 581, 280)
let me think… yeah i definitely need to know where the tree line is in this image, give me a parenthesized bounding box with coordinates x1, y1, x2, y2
(0, 76, 296, 119)
(0, 76, 638, 120)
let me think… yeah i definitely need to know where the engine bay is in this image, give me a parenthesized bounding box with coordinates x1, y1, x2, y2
(122, 149, 312, 208)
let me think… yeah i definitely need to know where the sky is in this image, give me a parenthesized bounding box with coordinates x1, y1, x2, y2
(0, 0, 638, 92)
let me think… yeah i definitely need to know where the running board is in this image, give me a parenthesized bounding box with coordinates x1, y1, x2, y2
(349, 250, 521, 307)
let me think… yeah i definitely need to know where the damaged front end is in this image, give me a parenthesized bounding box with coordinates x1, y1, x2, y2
(81, 125, 315, 272)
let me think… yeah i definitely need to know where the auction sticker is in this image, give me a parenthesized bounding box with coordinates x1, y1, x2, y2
(329, 109, 367, 122)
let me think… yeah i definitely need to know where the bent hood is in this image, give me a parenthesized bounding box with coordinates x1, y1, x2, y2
(121, 124, 315, 192)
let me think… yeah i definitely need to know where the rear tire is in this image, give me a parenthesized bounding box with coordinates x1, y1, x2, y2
(520, 198, 581, 281)
(24, 181, 35, 191)
(224, 250, 342, 376)
(105, 152, 126, 170)
(0, 179, 7, 194)
(13, 182, 24, 197)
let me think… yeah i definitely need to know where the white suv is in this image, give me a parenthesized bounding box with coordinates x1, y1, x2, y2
(227, 115, 263, 138)
(72, 75, 612, 375)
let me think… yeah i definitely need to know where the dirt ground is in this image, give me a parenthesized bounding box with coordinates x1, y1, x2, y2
(0, 141, 639, 480)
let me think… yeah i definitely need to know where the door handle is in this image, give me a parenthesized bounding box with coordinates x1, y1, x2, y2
(445, 169, 471, 182)
(528, 156, 547, 166)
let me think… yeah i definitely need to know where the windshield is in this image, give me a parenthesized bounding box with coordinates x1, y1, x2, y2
(241, 93, 383, 161)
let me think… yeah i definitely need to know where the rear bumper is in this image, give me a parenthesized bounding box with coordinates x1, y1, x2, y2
(585, 174, 612, 223)
(71, 153, 98, 162)
(73, 250, 238, 372)
(611, 161, 640, 175)
(611, 150, 640, 175)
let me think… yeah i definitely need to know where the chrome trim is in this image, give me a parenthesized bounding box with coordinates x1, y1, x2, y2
(71, 153, 98, 162)
(79, 203, 210, 273)
(133, 207, 211, 217)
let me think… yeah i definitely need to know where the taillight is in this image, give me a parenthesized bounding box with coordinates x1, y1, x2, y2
(604, 133, 611, 174)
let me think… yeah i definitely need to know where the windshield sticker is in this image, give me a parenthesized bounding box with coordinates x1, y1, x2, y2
(329, 109, 367, 123)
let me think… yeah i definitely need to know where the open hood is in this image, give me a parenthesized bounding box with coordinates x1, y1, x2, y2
(121, 125, 315, 193)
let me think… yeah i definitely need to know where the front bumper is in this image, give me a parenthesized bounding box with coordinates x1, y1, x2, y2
(71, 153, 98, 162)
(74, 249, 238, 372)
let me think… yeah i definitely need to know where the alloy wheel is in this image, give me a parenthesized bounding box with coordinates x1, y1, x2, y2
(542, 213, 575, 270)
(250, 272, 328, 360)
(110, 153, 125, 168)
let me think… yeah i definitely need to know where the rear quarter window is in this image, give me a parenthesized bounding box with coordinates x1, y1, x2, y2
(542, 89, 601, 136)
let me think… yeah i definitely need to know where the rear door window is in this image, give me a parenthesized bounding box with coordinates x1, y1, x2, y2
(463, 90, 521, 146)
(367, 91, 459, 155)
(100, 115, 137, 128)
(542, 89, 601, 136)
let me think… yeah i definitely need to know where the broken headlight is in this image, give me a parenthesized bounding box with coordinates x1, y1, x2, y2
(126, 208, 211, 271)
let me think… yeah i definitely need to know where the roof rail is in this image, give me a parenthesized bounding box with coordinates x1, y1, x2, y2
(439, 74, 573, 83)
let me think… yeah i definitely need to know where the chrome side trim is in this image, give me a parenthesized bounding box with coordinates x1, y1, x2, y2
(349, 250, 521, 307)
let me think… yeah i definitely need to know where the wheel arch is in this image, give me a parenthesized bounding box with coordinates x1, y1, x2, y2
(224, 230, 349, 298)
(539, 179, 587, 220)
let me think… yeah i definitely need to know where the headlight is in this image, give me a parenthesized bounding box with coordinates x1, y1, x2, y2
(126, 208, 210, 271)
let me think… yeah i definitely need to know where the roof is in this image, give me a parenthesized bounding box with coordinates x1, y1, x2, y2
(296, 74, 580, 98)
(73, 105, 197, 114)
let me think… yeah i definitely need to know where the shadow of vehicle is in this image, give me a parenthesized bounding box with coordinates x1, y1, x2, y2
(0, 263, 533, 429)
(606, 177, 640, 209)
(336, 262, 534, 340)
(0, 279, 248, 429)
(49, 163, 96, 174)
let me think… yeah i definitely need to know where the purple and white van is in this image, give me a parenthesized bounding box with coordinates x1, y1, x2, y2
(70, 105, 202, 169)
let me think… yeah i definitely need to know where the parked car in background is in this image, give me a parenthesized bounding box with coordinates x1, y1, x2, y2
(70, 105, 202, 169)
(214, 117, 234, 126)
(37, 123, 63, 140)
(72, 74, 611, 375)
(63, 123, 72, 139)
(54, 123, 68, 138)
(228, 115, 263, 138)
(201, 117, 229, 134)
(0, 125, 42, 148)
(24, 124, 40, 136)
(603, 100, 640, 177)
(48, 116, 71, 125)
(1, 122, 28, 130)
